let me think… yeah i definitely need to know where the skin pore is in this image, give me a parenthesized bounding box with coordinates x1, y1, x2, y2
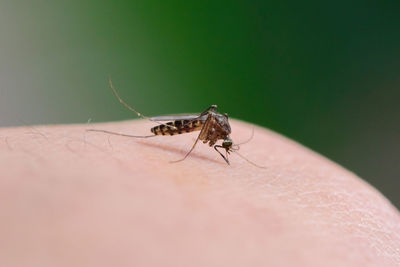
(0, 119, 399, 267)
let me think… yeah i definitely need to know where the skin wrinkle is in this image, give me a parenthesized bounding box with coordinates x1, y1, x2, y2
(230, 125, 399, 264)
(0, 120, 399, 266)
(23, 123, 49, 139)
(244, 127, 395, 263)
(305, 188, 399, 262)
(0, 135, 13, 151)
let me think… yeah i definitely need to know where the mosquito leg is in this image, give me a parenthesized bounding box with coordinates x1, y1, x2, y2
(170, 113, 212, 163)
(86, 129, 156, 138)
(170, 134, 201, 163)
(232, 150, 267, 169)
(214, 145, 230, 165)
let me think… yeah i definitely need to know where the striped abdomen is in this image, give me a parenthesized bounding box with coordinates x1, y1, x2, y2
(151, 119, 203, 136)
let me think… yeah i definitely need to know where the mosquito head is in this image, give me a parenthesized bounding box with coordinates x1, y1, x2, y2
(222, 137, 241, 152)
(214, 135, 265, 168)
(222, 137, 233, 150)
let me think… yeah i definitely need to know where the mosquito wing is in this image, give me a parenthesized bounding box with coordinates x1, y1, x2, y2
(150, 114, 207, 122)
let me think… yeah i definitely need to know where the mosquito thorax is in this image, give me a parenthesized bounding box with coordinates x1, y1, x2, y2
(214, 113, 231, 135)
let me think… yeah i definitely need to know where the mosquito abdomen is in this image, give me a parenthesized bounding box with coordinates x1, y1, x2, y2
(151, 120, 203, 136)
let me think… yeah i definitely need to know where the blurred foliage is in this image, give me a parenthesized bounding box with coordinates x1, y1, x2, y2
(1, 0, 399, 206)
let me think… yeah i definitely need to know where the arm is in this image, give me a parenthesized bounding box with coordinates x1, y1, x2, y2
(0, 119, 399, 266)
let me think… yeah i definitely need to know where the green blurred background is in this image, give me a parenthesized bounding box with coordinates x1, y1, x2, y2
(1, 1, 399, 207)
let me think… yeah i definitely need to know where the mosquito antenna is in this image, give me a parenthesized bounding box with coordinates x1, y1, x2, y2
(86, 129, 156, 138)
(232, 150, 266, 169)
(108, 77, 176, 130)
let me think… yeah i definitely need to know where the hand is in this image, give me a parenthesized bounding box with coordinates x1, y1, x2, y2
(1, 119, 399, 266)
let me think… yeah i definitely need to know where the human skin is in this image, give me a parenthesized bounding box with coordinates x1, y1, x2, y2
(0, 119, 399, 267)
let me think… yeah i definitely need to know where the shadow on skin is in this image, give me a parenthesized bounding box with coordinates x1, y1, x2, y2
(137, 139, 226, 165)
(85, 125, 227, 165)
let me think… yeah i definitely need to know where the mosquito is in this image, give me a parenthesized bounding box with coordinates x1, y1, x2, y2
(87, 79, 265, 168)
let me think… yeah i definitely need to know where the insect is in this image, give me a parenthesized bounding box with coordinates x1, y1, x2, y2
(87, 79, 265, 168)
